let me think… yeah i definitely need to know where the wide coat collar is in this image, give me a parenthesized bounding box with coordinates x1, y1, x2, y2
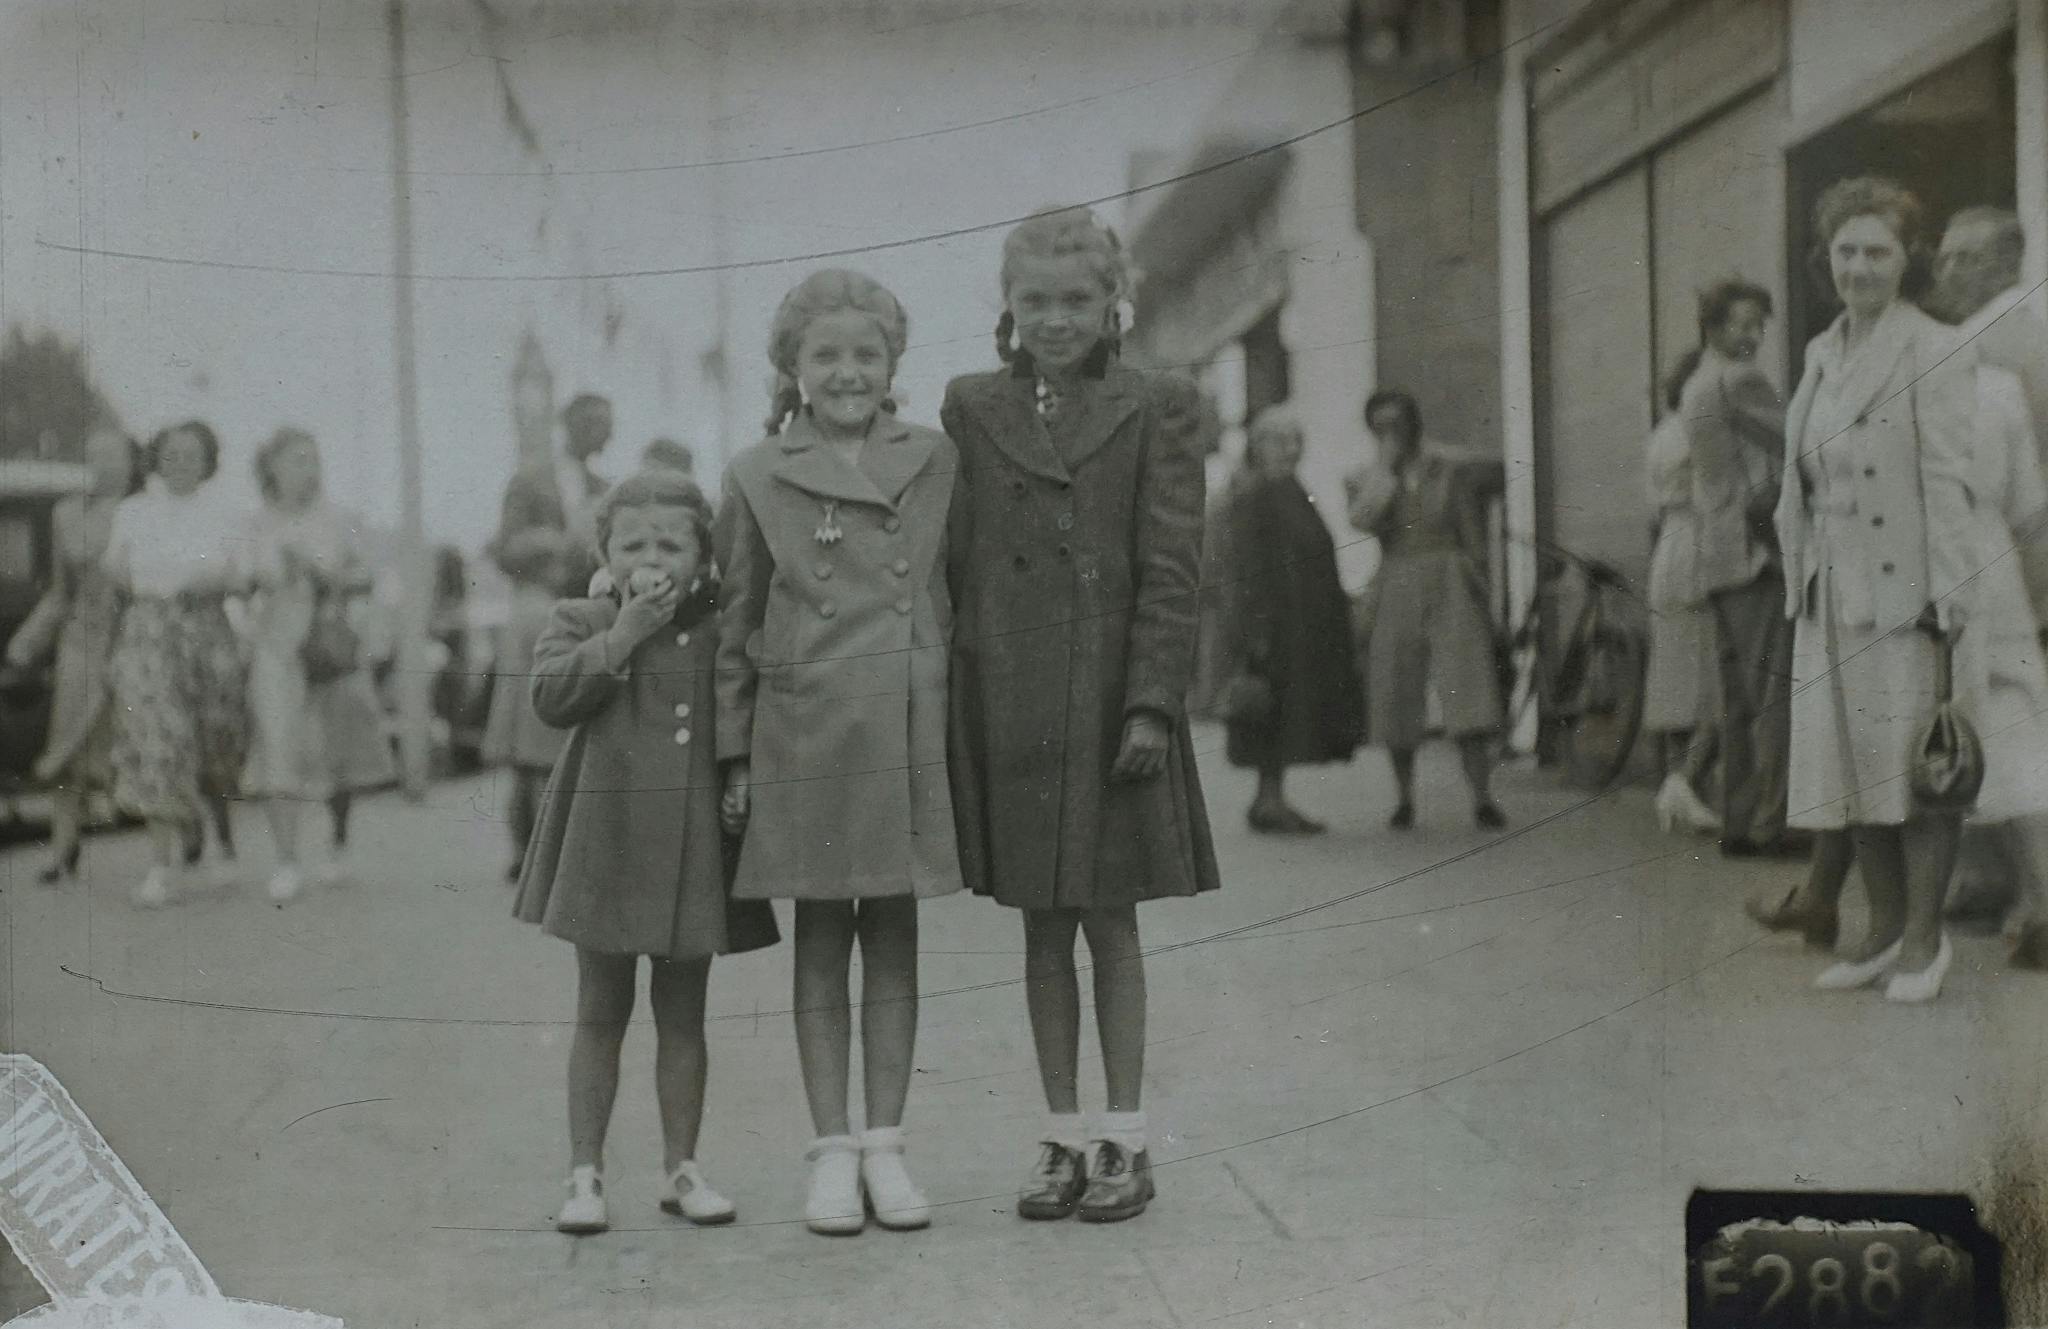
(771, 411, 935, 511)
(1803, 299, 1929, 431)
(952, 361, 1145, 483)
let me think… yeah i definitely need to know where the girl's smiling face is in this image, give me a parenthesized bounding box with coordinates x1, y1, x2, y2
(1005, 252, 1114, 375)
(795, 310, 893, 436)
(604, 503, 701, 596)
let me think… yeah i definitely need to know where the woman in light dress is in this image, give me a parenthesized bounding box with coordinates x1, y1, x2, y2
(239, 428, 396, 902)
(1642, 364, 1720, 835)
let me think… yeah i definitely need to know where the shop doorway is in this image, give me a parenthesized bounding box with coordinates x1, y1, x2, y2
(1786, 35, 2018, 372)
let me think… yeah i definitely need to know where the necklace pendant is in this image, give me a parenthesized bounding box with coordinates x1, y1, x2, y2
(814, 501, 843, 546)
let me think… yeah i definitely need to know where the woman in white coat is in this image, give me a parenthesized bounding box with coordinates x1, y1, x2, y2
(1773, 177, 1980, 1002)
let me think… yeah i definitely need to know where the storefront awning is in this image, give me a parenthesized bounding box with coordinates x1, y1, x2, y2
(1129, 138, 1293, 290)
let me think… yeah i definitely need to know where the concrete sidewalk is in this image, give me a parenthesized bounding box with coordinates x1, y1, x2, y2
(2, 732, 2044, 1327)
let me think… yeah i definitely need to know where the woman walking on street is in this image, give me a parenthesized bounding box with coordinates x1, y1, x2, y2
(1220, 406, 1364, 833)
(103, 421, 251, 907)
(4, 425, 144, 882)
(239, 429, 396, 903)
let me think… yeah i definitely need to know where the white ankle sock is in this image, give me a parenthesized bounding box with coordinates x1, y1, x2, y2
(1097, 1110, 1147, 1154)
(1042, 1112, 1087, 1151)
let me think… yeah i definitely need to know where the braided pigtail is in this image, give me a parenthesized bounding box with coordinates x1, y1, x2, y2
(763, 374, 803, 436)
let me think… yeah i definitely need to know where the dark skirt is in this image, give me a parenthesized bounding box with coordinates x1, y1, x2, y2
(1220, 476, 1365, 769)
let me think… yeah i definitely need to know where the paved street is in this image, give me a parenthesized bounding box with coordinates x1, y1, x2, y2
(4, 731, 2046, 1328)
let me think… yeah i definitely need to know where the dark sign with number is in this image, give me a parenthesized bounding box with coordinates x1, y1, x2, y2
(1687, 1191, 2002, 1328)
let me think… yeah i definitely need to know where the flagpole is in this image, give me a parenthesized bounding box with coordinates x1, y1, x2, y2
(387, 0, 431, 797)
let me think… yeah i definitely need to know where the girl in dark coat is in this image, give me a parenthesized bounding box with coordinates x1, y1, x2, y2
(1221, 407, 1365, 832)
(943, 207, 1221, 1225)
(515, 471, 779, 1235)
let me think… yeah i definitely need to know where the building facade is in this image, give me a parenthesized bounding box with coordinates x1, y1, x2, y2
(1500, 0, 2048, 600)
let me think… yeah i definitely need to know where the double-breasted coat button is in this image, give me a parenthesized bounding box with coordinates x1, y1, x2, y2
(814, 562, 833, 580)
(1864, 466, 1877, 478)
(1056, 512, 1075, 531)
(1009, 478, 1027, 496)
(1881, 561, 1897, 574)
(819, 602, 837, 618)
(884, 516, 902, 533)
(1871, 516, 1885, 528)
(892, 558, 911, 577)
(1057, 543, 1072, 559)
(674, 631, 690, 647)
(1013, 554, 1030, 571)
(674, 702, 690, 719)
(894, 598, 913, 615)
(674, 727, 691, 745)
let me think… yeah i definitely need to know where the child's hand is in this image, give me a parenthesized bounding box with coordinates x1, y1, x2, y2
(605, 573, 681, 662)
(1110, 711, 1170, 782)
(720, 760, 751, 836)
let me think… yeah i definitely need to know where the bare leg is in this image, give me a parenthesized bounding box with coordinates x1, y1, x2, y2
(1897, 813, 1962, 973)
(855, 898, 919, 1131)
(793, 901, 857, 1137)
(1081, 907, 1147, 1113)
(1846, 825, 1909, 963)
(328, 792, 352, 850)
(205, 795, 236, 861)
(507, 767, 543, 877)
(1022, 909, 1084, 1114)
(1252, 764, 1286, 817)
(147, 818, 183, 869)
(263, 797, 301, 868)
(1458, 732, 1498, 805)
(649, 955, 712, 1171)
(1388, 747, 1417, 824)
(567, 949, 637, 1171)
(44, 789, 83, 875)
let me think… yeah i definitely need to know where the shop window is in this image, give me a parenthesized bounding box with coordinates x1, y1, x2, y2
(1786, 36, 2017, 375)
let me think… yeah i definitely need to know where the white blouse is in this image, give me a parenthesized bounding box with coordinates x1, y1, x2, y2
(102, 479, 249, 597)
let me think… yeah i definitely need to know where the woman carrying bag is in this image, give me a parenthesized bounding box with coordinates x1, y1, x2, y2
(1773, 177, 1983, 1003)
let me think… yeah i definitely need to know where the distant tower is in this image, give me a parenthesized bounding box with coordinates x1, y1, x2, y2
(511, 329, 554, 470)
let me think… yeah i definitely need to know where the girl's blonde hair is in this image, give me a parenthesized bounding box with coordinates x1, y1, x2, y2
(763, 269, 909, 435)
(994, 206, 1133, 365)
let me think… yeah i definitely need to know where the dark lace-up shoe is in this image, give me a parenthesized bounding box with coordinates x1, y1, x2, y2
(1076, 1142, 1154, 1223)
(1017, 1142, 1087, 1220)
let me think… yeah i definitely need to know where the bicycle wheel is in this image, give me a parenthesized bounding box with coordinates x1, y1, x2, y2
(1553, 619, 1648, 790)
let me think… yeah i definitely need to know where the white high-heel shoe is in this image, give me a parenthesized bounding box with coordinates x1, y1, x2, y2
(555, 1165, 608, 1235)
(1655, 774, 1720, 835)
(805, 1136, 865, 1236)
(1814, 938, 1904, 990)
(659, 1160, 736, 1224)
(858, 1127, 931, 1231)
(1884, 933, 1954, 1004)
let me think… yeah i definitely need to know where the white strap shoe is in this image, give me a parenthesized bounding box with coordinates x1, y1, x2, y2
(660, 1160, 736, 1225)
(267, 865, 303, 904)
(1884, 933, 1953, 1004)
(859, 1127, 932, 1231)
(805, 1136, 864, 1236)
(1814, 938, 1904, 990)
(555, 1164, 608, 1235)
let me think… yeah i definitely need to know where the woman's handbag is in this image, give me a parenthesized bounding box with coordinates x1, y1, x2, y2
(1903, 384, 1985, 814)
(1222, 670, 1278, 727)
(301, 592, 363, 686)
